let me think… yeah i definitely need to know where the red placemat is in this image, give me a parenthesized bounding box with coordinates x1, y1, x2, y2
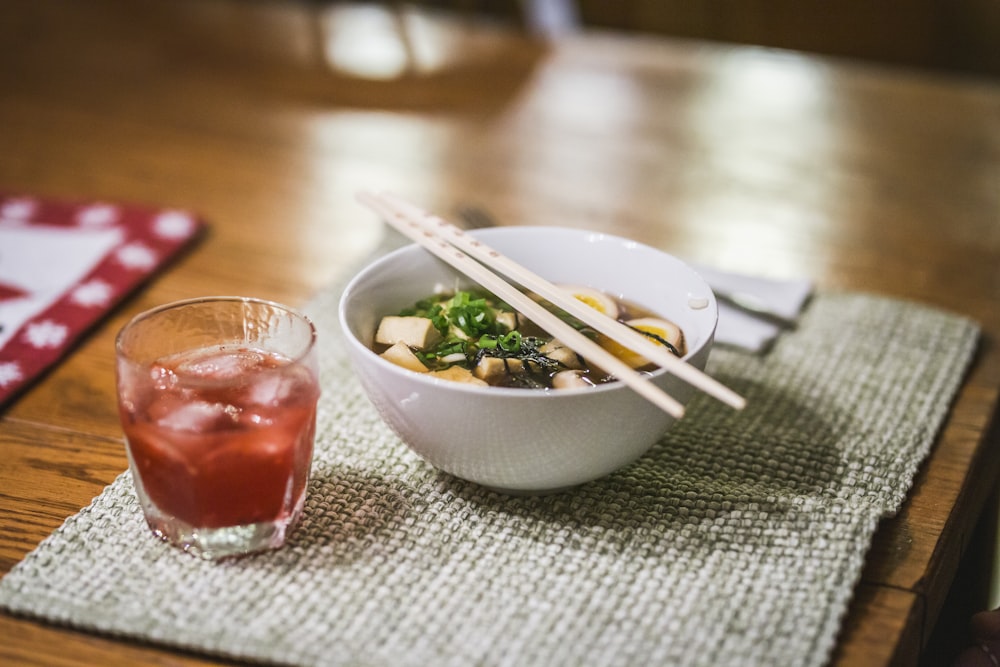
(0, 193, 205, 408)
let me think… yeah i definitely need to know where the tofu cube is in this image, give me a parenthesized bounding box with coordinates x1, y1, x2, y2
(552, 370, 593, 389)
(379, 341, 428, 373)
(474, 357, 525, 383)
(431, 366, 489, 386)
(375, 316, 442, 350)
(539, 340, 583, 370)
(496, 311, 520, 333)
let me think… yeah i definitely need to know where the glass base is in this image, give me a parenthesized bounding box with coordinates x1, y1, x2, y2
(135, 487, 306, 560)
(146, 515, 296, 560)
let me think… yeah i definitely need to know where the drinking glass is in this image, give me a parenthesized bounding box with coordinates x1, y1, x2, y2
(115, 297, 319, 559)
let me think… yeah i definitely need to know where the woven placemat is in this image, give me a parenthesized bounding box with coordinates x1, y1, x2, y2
(0, 249, 980, 667)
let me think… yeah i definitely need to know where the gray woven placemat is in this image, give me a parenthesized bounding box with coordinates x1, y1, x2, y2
(0, 252, 980, 667)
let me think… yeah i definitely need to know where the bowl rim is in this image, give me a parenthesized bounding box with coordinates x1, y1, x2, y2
(338, 225, 718, 398)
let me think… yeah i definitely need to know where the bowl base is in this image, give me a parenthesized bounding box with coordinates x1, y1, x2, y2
(481, 482, 582, 496)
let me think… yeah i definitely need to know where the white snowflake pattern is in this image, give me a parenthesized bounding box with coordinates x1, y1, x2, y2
(23, 320, 69, 349)
(70, 279, 114, 307)
(115, 242, 157, 270)
(153, 210, 196, 240)
(76, 203, 119, 227)
(0, 361, 23, 387)
(0, 197, 36, 221)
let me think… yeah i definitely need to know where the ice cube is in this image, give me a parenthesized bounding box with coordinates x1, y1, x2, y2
(246, 374, 289, 407)
(173, 347, 266, 380)
(148, 363, 177, 390)
(152, 398, 239, 433)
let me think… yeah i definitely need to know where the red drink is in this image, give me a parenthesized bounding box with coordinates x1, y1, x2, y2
(120, 346, 318, 530)
(116, 297, 319, 559)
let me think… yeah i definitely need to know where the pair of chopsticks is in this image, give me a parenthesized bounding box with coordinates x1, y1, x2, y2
(356, 190, 746, 419)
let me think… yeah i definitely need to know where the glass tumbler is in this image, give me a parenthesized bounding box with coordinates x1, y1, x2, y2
(115, 297, 319, 559)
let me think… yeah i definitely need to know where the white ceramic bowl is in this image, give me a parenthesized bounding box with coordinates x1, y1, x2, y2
(338, 226, 718, 493)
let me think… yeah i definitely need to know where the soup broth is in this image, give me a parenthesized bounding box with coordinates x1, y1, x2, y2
(371, 286, 685, 390)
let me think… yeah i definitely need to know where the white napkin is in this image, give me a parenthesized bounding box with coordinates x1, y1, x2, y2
(691, 263, 814, 353)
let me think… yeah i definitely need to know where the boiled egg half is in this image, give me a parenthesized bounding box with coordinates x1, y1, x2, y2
(598, 317, 684, 369)
(562, 285, 620, 319)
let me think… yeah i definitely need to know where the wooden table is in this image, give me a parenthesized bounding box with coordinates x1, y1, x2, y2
(1, 1, 998, 664)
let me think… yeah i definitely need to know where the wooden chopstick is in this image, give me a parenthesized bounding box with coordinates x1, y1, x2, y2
(380, 191, 746, 411)
(358, 191, 734, 418)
